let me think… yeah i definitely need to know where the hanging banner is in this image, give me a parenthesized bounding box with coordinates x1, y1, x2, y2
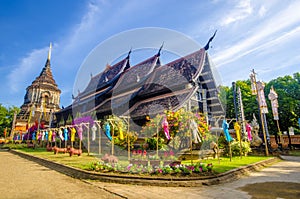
(268, 86, 279, 120)
(162, 117, 170, 140)
(256, 81, 268, 114)
(250, 73, 257, 95)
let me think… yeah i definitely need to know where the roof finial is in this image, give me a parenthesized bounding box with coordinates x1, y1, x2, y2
(126, 47, 132, 59)
(47, 42, 52, 60)
(204, 30, 217, 51)
(157, 42, 164, 56)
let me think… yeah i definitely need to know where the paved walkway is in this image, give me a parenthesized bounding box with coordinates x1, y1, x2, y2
(0, 150, 121, 199)
(1, 150, 299, 199)
(87, 155, 300, 199)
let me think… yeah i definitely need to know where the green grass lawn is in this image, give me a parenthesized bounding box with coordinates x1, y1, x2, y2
(15, 147, 276, 174)
(288, 150, 300, 156)
(182, 156, 276, 173)
(16, 147, 99, 170)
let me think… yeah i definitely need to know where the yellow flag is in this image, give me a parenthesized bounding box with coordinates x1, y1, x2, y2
(119, 128, 124, 140)
(234, 122, 241, 141)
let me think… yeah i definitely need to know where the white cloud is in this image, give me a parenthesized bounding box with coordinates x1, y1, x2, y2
(5, 0, 105, 102)
(7, 47, 48, 93)
(220, 0, 253, 26)
(214, 1, 300, 67)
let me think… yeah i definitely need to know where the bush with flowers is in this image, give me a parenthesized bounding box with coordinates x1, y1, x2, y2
(88, 160, 213, 176)
(140, 108, 209, 153)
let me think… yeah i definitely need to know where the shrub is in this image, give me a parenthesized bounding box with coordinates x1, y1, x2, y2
(223, 141, 252, 156)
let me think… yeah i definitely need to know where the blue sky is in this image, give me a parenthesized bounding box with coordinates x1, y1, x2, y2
(1, 0, 300, 108)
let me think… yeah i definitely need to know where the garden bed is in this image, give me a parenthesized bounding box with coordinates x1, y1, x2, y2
(8, 148, 279, 187)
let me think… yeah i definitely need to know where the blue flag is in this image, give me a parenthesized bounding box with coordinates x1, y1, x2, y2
(64, 128, 68, 141)
(222, 120, 233, 142)
(105, 123, 112, 141)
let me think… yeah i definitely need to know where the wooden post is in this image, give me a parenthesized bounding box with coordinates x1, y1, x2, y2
(79, 123, 90, 155)
(229, 141, 232, 162)
(251, 69, 269, 156)
(95, 121, 101, 155)
(216, 131, 220, 164)
(228, 119, 235, 162)
(127, 118, 130, 161)
(156, 118, 159, 158)
(120, 116, 131, 161)
(87, 125, 90, 155)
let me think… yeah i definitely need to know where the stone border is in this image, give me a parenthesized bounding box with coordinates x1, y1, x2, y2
(9, 149, 279, 187)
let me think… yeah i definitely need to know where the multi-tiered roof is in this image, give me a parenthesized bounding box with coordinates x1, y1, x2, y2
(56, 38, 224, 126)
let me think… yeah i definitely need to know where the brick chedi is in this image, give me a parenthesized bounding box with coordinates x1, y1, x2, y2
(15, 43, 61, 132)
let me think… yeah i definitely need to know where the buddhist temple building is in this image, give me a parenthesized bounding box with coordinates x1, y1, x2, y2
(55, 37, 224, 127)
(14, 43, 61, 134)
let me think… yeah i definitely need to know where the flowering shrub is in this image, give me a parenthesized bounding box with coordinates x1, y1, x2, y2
(163, 150, 176, 160)
(88, 161, 213, 176)
(140, 108, 209, 152)
(223, 140, 252, 156)
(132, 149, 147, 160)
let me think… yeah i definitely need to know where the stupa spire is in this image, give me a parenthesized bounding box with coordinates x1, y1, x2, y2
(47, 42, 52, 61)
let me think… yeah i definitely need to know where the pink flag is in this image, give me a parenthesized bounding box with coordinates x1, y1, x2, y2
(162, 117, 170, 140)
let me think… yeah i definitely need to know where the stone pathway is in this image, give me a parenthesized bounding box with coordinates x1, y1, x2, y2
(1, 150, 299, 199)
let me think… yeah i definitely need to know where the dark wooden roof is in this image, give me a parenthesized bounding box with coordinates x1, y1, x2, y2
(136, 49, 205, 98)
(77, 57, 130, 100)
(56, 47, 225, 122)
(127, 87, 197, 119)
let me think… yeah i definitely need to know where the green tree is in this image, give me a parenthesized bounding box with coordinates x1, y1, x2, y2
(0, 104, 20, 137)
(222, 73, 300, 135)
(265, 73, 300, 132)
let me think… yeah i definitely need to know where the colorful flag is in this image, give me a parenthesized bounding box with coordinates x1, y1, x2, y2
(119, 127, 124, 140)
(71, 127, 76, 142)
(268, 86, 279, 120)
(63, 128, 68, 141)
(190, 120, 201, 143)
(222, 120, 233, 142)
(256, 81, 268, 113)
(91, 124, 97, 141)
(45, 130, 48, 141)
(77, 126, 83, 141)
(234, 122, 241, 141)
(162, 117, 170, 140)
(59, 129, 64, 141)
(48, 130, 53, 142)
(246, 123, 252, 141)
(250, 73, 257, 95)
(105, 123, 112, 141)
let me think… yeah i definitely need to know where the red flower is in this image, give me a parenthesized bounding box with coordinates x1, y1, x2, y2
(143, 150, 147, 156)
(137, 149, 142, 155)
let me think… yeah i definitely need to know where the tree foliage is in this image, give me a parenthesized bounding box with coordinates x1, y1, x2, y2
(0, 104, 20, 137)
(221, 72, 300, 134)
